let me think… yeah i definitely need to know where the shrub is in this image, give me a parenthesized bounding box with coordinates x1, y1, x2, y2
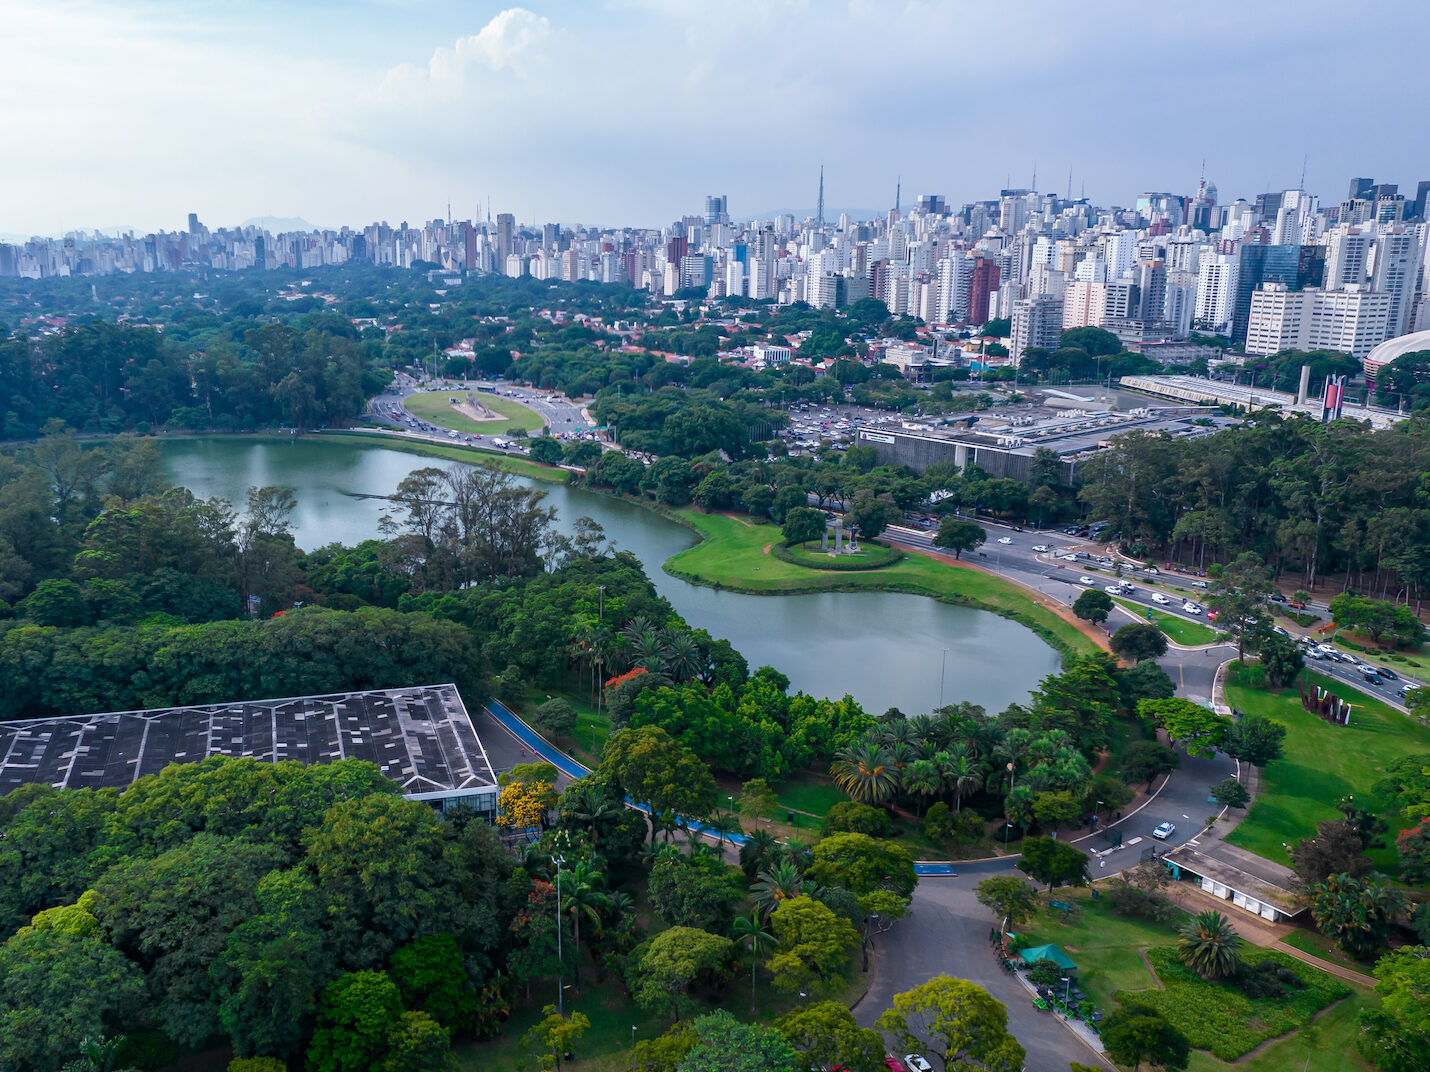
(922, 801, 952, 842)
(822, 801, 891, 837)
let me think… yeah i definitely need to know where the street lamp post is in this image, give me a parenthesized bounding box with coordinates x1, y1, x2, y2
(1005, 821, 1013, 849)
(1061, 976, 1070, 1012)
(553, 854, 566, 1016)
(597, 585, 605, 622)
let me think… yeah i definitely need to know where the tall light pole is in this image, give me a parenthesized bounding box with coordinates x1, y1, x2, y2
(1061, 976, 1070, 1011)
(597, 585, 605, 622)
(553, 854, 566, 1016)
(938, 647, 949, 708)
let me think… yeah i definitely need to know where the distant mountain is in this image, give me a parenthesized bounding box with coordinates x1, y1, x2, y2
(239, 216, 320, 233)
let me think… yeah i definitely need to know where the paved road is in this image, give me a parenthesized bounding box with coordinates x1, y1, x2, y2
(860, 881, 1113, 1072)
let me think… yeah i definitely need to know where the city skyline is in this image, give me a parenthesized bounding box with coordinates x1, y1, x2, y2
(5, 0, 1429, 235)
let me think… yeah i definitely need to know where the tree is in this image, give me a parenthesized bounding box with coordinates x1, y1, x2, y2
(1207, 552, 1273, 662)
(1111, 623, 1168, 663)
(1356, 946, 1430, 1072)
(648, 851, 743, 934)
(1395, 819, 1430, 883)
(1072, 588, 1112, 625)
(1329, 594, 1427, 647)
(781, 507, 826, 546)
(1101, 1003, 1190, 1071)
(1177, 911, 1242, 980)
(528, 438, 564, 466)
(389, 933, 476, 1033)
(534, 697, 578, 740)
(676, 1010, 800, 1072)
(524, 1006, 591, 1072)
(630, 1023, 698, 1072)
(877, 975, 1025, 1072)
(633, 927, 732, 1022)
(830, 741, 899, 805)
(848, 492, 893, 540)
(1308, 872, 1406, 958)
(1137, 698, 1227, 758)
(1220, 715, 1286, 769)
(974, 875, 1040, 927)
(1121, 740, 1180, 787)
(808, 832, 917, 901)
(602, 726, 717, 843)
(306, 971, 404, 1072)
(1016, 836, 1089, 892)
(730, 914, 776, 1011)
(932, 518, 986, 559)
(0, 929, 146, 1072)
(1291, 819, 1372, 888)
(497, 780, 558, 832)
(1256, 632, 1304, 687)
(767, 896, 859, 996)
(775, 1001, 884, 1072)
(1210, 777, 1250, 809)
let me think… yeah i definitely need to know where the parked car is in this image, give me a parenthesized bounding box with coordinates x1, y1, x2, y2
(904, 1057, 933, 1072)
(1153, 821, 1176, 840)
(884, 1059, 909, 1072)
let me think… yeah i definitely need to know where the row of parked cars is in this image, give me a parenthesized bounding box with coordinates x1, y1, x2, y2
(1300, 639, 1418, 693)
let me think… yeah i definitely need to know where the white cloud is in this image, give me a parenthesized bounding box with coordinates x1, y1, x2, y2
(373, 8, 553, 103)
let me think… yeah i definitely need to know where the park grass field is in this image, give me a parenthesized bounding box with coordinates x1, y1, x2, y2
(405, 389, 545, 435)
(665, 511, 1100, 658)
(1021, 892, 1370, 1072)
(1111, 596, 1222, 646)
(319, 429, 565, 481)
(1223, 668, 1430, 868)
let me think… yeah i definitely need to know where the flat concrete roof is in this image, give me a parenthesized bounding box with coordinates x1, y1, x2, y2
(0, 683, 496, 801)
(1164, 843, 1306, 915)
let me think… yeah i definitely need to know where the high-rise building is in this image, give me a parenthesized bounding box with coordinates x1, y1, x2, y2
(495, 213, 515, 265)
(1245, 284, 1393, 359)
(1195, 253, 1239, 332)
(704, 195, 728, 226)
(187, 213, 201, 235)
(968, 257, 999, 326)
(1010, 295, 1065, 363)
(1323, 227, 1372, 288)
(1062, 280, 1107, 329)
(1370, 228, 1424, 337)
(1413, 180, 1430, 221)
(1230, 243, 1325, 345)
(1348, 177, 1376, 201)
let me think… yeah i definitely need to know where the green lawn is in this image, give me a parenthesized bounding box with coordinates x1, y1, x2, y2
(405, 389, 546, 435)
(775, 770, 844, 819)
(665, 512, 1099, 658)
(318, 429, 565, 481)
(1017, 893, 1171, 1009)
(779, 539, 904, 569)
(1111, 597, 1223, 646)
(1280, 926, 1378, 974)
(1223, 668, 1430, 868)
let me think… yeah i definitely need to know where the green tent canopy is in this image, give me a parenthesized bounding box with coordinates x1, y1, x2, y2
(1017, 943, 1077, 972)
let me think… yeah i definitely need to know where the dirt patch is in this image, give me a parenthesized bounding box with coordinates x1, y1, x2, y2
(1136, 948, 1166, 989)
(762, 543, 772, 554)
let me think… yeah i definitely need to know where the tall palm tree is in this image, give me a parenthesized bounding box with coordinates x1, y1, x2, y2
(831, 742, 899, 805)
(635, 630, 667, 673)
(619, 615, 654, 651)
(730, 914, 777, 1011)
(664, 629, 704, 683)
(704, 810, 738, 849)
(567, 784, 620, 849)
(903, 759, 940, 818)
(752, 860, 807, 917)
(603, 890, 635, 927)
(559, 860, 610, 989)
(879, 718, 921, 749)
(567, 619, 598, 700)
(739, 828, 779, 879)
(1177, 911, 1242, 980)
(941, 750, 984, 812)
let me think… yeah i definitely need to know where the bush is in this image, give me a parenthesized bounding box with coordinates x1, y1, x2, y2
(1232, 959, 1305, 1000)
(922, 801, 953, 843)
(823, 801, 891, 838)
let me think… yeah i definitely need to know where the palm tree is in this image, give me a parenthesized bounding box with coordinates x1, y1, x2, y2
(831, 742, 899, 805)
(903, 759, 940, 818)
(731, 914, 777, 1011)
(603, 890, 635, 927)
(567, 784, 620, 849)
(739, 828, 779, 879)
(1177, 910, 1242, 980)
(635, 630, 666, 673)
(752, 860, 807, 917)
(559, 860, 610, 989)
(879, 718, 921, 749)
(619, 615, 654, 651)
(704, 810, 738, 849)
(664, 629, 704, 683)
(942, 751, 984, 812)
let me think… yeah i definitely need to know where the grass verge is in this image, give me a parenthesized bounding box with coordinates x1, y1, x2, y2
(316, 429, 566, 481)
(664, 511, 1099, 659)
(405, 389, 545, 435)
(1222, 668, 1430, 869)
(1111, 597, 1223, 646)
(773, 539, 905, 570)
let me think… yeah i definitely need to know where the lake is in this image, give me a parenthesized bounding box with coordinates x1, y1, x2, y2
(158, 437, 1062, 715)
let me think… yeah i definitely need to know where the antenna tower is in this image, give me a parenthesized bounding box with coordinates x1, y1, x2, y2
(895, 176, 901, 215)
(817, 164, 825, 227)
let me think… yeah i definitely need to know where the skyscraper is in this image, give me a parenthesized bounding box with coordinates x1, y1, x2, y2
(704, 196, 727, 226)
(495, 213, 515, 265)
(1010, 295, 1064, 363)
(1230, 243, 1325, 346)
(968, 257, 999, 325)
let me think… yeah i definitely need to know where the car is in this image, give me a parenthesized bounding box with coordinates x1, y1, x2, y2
(1099, 556, 1114, 565)
(904, 1056, 933, 1072)
(1144, 566, 1160, 574)
(997, 536, 1013, 545)
(1192, 579, 1209, 589)
(1374, 666, 1398, 680)
(1287, 598, 1306, 608)
(883, 1059, 908, 1072)
(1401, 683, 1421, 696)
(1304, 647, 1324, 659)
(1032, 544, 1049, 552)
(1268, 592, 1287, 602)
(1152, 593, 1171, 604)
(1061, 554, 1078, 561)
(1152, 821, 1176, 840)
(1206, 610, 1219, 621)
(1077, 576, 1096, 585)
(1104, 585, 1124, 595)
(1182, 603, 1202, 614)
(1362, 670, 1385, 686)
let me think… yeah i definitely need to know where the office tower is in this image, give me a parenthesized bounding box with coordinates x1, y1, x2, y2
(1323, 227, 1372, 288)
(968, 257, 999, 325)
(495, 213, 515, 264)
(1370, 228, 1424, 337)
(1254, 191, 1284, 221)
(542, 222, 560, 250)
(1133, 261, 1166, 321)
(1010, 295, 1064, 363)
(187, 213, 201, 235)
(1348, 177, 1375, 200)
(916, 195, 946, 215)
(666, 234, 688, 266)
(1103, 281, 1139, 321)
(1230, 243, 1325, 345)
(1195, 254, 1239, 332)
(1413, 180, 1430, 221)
(705, 195, 727, 226)
(462, 223, 477, 270)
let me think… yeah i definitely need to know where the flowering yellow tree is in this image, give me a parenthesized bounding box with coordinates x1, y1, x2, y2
(498, 780, 557, 831)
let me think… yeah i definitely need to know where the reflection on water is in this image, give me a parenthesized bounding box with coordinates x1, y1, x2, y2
(158, 438, 1061, 714)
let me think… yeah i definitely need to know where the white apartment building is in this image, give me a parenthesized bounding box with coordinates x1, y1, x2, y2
(1370, 228, 1424, 337)
(1063, 279, 1106, 329)
(1011, 295, 1065, 363)
(1195, 254, 1239, 332)
(1323, 227, 1372, 288)
(1245, 284, 1393, 359)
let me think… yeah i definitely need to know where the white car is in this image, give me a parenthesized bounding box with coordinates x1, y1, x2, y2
(1152, 821, 1176, 840)
(1104, 586, 1124, 595)
(1061, 554, 1078, 561)
(904, 1056, 933, 1072)
(1078, 575, 1096, 585)
(997, 536, 1013, 545)
(1144, 566, 1160, 574)
(1152, 593, 1171, 605)
(1182, 602, 1203, 614)
(1032, 544, 1049, 552)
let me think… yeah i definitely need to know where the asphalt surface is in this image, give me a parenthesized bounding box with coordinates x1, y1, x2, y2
(366, 374, 595, 455)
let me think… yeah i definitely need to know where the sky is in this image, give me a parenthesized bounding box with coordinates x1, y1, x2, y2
(3, 0, 1428, 236)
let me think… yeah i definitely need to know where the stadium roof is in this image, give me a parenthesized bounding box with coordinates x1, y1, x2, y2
(0, 683, 498, 804)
